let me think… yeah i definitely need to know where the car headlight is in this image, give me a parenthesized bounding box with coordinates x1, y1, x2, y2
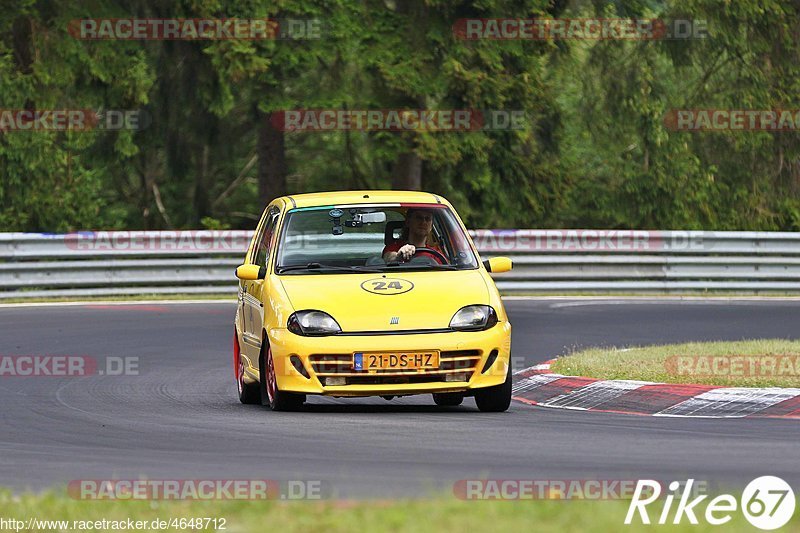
(449, 305, 498, 331)
(288, 310, 342, 336)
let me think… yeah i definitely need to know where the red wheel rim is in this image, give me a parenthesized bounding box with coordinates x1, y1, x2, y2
(232, 330, 241, 382)
(266, 349, 276, 404)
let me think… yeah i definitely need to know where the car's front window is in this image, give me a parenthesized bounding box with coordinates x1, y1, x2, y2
(275, 204, 478, 274)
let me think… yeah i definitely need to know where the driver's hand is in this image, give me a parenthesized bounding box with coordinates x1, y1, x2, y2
(398, 244, 416, 261)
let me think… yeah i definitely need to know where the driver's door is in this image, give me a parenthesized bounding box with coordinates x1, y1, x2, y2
(241, 207, 279, 359)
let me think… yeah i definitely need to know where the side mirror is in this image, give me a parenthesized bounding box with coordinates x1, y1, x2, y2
(236, 264, 265, 280)
(483, 257, 512, 273)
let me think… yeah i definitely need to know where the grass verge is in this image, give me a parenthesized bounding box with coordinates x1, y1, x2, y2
(550, 339, 800, 388)
(0, 490, 794, 532)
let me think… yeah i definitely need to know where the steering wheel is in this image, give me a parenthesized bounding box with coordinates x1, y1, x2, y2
(409, 247, 449, 265)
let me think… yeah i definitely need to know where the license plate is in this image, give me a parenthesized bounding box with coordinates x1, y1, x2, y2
(353, 351, 439, 371)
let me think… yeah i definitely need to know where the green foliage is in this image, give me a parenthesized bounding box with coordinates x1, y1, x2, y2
(1, 0, 798, 231)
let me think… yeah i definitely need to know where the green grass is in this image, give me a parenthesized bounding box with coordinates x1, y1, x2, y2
(1, 489, 796, 532)
(550, 339, 800, 388)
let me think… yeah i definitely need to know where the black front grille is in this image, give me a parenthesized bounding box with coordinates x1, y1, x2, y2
(308, 350, 482, 385)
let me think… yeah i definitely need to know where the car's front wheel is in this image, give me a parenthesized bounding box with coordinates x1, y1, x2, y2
(474, 364, 512, 412)
(259, 343, 305, 411)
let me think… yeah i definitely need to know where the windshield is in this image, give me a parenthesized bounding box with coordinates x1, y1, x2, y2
(275, 204, 478, 274)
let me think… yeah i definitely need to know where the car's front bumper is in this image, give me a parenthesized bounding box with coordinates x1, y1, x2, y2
(263, 322, 511, 397)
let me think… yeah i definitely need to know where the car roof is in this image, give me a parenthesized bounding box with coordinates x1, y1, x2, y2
(279, 190, 448, 209)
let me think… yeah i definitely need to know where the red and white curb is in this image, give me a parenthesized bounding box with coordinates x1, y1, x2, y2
(512, 360, 800, 419)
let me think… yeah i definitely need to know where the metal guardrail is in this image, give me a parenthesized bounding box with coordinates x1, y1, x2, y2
(1, 230, 800, 298)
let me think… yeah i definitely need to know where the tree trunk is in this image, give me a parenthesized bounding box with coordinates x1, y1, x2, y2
(388, 0, 425, 192)
(192, 143, 209, 225)
(139, 164, 153, 229)
(391, 151, 422, 190)
(12, 17, 33, 74)
(258, 112, 287, 204)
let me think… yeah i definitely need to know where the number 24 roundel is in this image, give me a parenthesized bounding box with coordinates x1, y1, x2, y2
(360, 278, 414, 295)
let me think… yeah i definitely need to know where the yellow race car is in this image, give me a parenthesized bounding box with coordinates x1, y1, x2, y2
(233, 191, 512, 411)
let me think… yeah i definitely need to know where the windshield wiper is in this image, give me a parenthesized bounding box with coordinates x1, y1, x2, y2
(277, 263, 383, 274)
(384, 263, 458, 270)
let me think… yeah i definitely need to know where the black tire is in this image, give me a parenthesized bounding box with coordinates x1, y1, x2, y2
(474, 364, 512, 412)
(432, 392, 464, 407)
(259, 344, 305, 411)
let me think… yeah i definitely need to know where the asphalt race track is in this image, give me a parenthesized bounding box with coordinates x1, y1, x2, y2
(1, 298, 799, 498)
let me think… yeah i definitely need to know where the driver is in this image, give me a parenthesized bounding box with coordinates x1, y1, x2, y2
(382, 208, 447, 264)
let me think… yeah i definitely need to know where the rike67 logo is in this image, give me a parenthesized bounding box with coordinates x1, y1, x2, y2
(625, 477, 795, 530)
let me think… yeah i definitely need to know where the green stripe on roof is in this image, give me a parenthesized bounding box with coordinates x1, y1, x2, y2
(288, 205, 334, 212)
